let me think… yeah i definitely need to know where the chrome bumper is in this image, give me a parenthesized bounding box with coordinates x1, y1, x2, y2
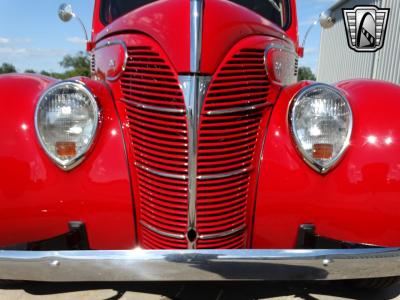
(0, 248, 399, 282)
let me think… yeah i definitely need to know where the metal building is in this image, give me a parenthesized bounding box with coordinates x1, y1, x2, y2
(317, 0, 400, 84)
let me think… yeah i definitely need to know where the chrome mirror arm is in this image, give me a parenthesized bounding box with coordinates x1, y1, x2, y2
(74, 14, 89, 42)
(301, 19, 318, 49)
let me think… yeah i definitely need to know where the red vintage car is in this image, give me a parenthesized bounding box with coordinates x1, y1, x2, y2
(0, 0, 399, 288)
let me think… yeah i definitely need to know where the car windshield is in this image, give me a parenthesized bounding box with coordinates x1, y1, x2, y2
(100, 0, 290, 28)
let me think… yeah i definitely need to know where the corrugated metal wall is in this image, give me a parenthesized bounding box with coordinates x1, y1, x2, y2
(373, 0, 400, 83)
(317, 0, 400, 84)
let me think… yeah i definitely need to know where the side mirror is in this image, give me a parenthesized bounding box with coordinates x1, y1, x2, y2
(319, 10, 336, 29)
(58, 3, 90, 49)
(58, 3, 74, 22)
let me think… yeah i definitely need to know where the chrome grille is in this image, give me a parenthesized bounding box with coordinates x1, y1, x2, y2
(119, 38, 271, 249)
(197, 48, 270, 249)
(121, 44, 188, 249)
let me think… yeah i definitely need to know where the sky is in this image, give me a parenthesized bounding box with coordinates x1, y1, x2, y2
(296, 0, 337, 73)
(0, 0, 336, 74)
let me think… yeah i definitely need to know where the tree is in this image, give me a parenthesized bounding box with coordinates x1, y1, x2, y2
(40, 70, 68, 80)
(0, 51, 90, 78)
(40, 70, 51, 77)
(0, 63, 16, 74)
(298, 66, 316, 81)
(59, 51, 90, 78)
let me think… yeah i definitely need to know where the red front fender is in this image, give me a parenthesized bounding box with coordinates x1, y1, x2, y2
(0, 74, 136, 249)
(253, 80, 400, 248)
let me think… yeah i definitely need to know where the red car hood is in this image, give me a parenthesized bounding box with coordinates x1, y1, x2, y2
(94, 0, 291, 74)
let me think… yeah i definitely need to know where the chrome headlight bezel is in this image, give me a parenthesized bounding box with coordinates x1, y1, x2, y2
(34, 80, 100, 171)
(289, 83, 353, 174)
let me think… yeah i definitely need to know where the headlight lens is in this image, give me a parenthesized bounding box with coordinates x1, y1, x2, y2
(290, 84, 352, 173)
(35, 81, 99, 170)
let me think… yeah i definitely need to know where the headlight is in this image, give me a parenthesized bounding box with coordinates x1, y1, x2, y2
(35, 81, 99, 170)
(290, 84, 352, 173)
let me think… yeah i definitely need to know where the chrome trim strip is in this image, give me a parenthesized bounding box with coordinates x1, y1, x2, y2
(197, 167, 252, 180)
(264, 43, 297, 57)
(205, 103, 272, 116)
(121, 98, 185, 114)
(141, 221, 186, 240)
(135, 162, 187, 180)
(179, 75, 211, 249)
(199, 225, 245, 240)
(92, 40, 129, 82)
(186, 0, 205, 248)
(1, 248, 400, 281)
(190, 0, 204, 73)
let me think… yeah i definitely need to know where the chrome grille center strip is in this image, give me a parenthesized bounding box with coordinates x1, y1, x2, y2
(179, 75, 211, 249)
(178, 0, 207, 249)
(190, 0, 204, 73)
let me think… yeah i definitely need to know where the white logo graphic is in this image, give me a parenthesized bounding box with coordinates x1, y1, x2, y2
(343, 6, 389, 52)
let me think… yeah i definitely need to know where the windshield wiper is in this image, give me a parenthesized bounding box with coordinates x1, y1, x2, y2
(267, 0, 282, 13)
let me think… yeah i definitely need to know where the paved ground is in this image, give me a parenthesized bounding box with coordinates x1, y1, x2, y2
(0, 281, 399, 299)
